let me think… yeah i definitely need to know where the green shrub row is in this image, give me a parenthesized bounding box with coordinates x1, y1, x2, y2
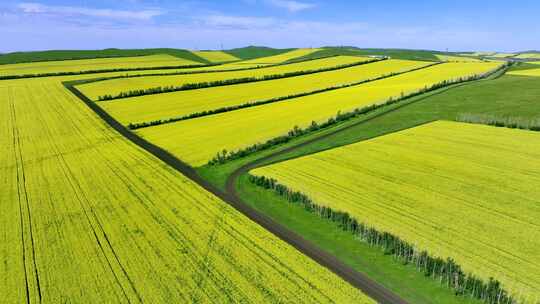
(97, 58, 383, 101)
(248, 175, 516, 304)
(127, 62, 436, 130)
(456, 113, 540, 131)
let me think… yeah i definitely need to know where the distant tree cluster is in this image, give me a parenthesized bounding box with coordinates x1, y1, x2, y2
(248, 175, 516, 304)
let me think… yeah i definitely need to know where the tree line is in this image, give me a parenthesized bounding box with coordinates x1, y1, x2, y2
(208, 62, 508, 165)
(456, 113, 540, 131)
(248, 175, 517, 304)
(97, 58, 383, 101)
(127, 61, 435, 130)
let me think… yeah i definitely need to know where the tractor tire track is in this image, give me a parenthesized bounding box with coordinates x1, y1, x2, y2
(10, 92, 42, 304)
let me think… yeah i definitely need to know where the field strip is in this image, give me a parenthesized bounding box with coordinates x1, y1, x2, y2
(100, 59, 432, 126)
(77, 56, 374, 101)
(133, 61, 503, 166)
(1, 76, 377, 302)
(507, 68, 540, 77)
(238, 48, 322, 64)
(192, 51, 240, 63)
(0, 54, 204, 78)
(250, 121, 540, 303)
(435, 54, 483, 62)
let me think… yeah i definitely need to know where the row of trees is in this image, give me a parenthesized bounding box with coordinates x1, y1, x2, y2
(97, 58, 383, 101)
(248, 175, 517, 304)
(208, 62, 509, 166)
(456, 113, 540, 131)
(0, 63, 211, 80)
(126, 62, 427, 130)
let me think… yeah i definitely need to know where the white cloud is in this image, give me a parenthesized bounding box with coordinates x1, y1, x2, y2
(266, 0, 316, 12)
(17, 2, 163, 21)
(198, 15, 277, 29)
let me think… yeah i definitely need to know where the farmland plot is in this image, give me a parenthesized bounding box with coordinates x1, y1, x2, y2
(435, 54, 483, 62)
(192, 51, 240, 63)
(77, 55, 371, 101)
(0, 54, 202, 77)
(508, 63, 540, 77)
(137, 62, 503, 166)
(251, 121, 540, 303)
(102, 59, 430, 126)
(0, 80, 372, 303)
(236, 48, 322, 65)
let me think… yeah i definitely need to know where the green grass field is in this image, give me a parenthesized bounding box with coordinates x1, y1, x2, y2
(251, 120, 540, 302)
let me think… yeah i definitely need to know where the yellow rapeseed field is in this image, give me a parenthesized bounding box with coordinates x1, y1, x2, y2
(507, 62, 540, 77)
(77, 55, 370, 100)
(137, 62, 503, 166)
(192, 50, 240, 62)
(0, 77, 373, 303)
(435, 54, 483, 62)
(507, 68, 540, 77)
(102, 59, 430, 125)
(0, 54, 202, 76)
(251, 121, 540, 303)
(237, 48, 322, 64)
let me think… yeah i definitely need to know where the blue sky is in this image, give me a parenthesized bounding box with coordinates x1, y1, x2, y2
(1, 0, 538, 53)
